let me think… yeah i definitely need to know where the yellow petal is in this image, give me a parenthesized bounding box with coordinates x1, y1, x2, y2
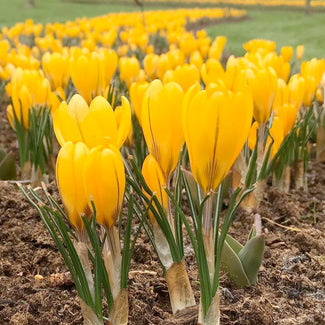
(80, 96, 118, 148)
(142, 80, 184, 180)
(53, 94, 88, 146)
(142, 154, 168, 220)
(115, 96, 132, 148)
(83, 145, 125, 228)
(56, 141, 90, 229)
(183, 89, 253, 193)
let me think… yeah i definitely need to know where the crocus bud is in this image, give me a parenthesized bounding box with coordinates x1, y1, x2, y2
(56, 141, 90, 230)
(142, 80, 184, 181)
(183, 88, 253, 194)
(83, 145, 125, 228)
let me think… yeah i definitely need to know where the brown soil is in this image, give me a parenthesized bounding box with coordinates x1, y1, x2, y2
(1, 101, 325, 325)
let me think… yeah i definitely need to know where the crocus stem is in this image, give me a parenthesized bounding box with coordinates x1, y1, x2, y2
(294, 159, 307, 191)
(102, 226, 122, 300)
(75, 239, 95, 300)
(316, 124, 325, 162)
(203, 193, 214, 240)
(165, 260, 196, 314)
(202, 194, 215, 286)
(273, 165, 291, 193)
(110, 288, 128, 325)
(198, 292, 220, 325)
(152, 219, 174, 270)
(166, 179, 175, 236)
(257, 123, 266, 177)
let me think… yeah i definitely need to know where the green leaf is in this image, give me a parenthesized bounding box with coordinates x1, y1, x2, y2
(238, 235, 265, 285)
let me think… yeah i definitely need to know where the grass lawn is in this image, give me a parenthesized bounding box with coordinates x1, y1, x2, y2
(0, 0, 146, 27)
(207, 9, 325, 59)
(0, 1, 324, 59)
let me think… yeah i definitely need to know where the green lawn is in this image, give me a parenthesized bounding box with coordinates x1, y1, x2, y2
(207, 9, 325, 59)
(0, 0, 145, 27)
(1, 1, 324, 59)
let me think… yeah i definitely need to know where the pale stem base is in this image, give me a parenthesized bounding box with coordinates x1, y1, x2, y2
(79, 299, 103, 325)
(294, 160, 307, 191)
(316, 125, 325, 162)
(102, 226, 122, 301)
(165, 260, 196, 314)
(152, 220, 174, 270)
(241, 179, 266, 212)
(272, 165, 291, 193)
(75, 241, 95, 300)
(110, 288, 128, 325)
(198, 292, 220, 325)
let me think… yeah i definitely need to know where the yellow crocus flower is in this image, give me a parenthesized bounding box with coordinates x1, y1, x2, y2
(183, 88, 253, 194)
(99, 48, 118, 87)
(208, 35, 226, 60)
(277, 103, 299, 137)
(246, 67, 278, 124)
(129, 81, 149, 125)
(288, 74, 305, 110)
(142, 154, 168, 221)
(56, 141, 90, 230)
(119, 56, 140, 88)
(42, 52, 70, 90)
(70, 51, 105, 104)
(7, 85, 32, 130)
(53, 94, 89, 146)
(53, 94, 131, 149)
(201, 58, 225, 86)
(190, 50, 203, 70)
(272, 78, 289, 114)
(144, 53, 159, 79)
(83, 145, 125, 228)
(163, 64, 200, 92)
(280, 46, 293, 62)
(142, 80, 184, 181)
(296, 45, 304, 61)
(269, 116, 285, 157)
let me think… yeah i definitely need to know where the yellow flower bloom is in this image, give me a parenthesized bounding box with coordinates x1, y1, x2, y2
(53, 94, 131, 148)
(269, 116, 284, 157)
(70, 51, 105, 104)
(6, 68, 51, 129)
(7, 85, 32, 129)
(247, 121, 258, 151)
(316, 88, 323, 104)
(277, 103, 299, 137)
(142, 80, 184, 181)
(119, 56, 140, 88)
(296, 45, 304, 61)
(83, 145, 125, 228)
(246, 67, 278, 124)
(288, 74, 305, 110)
(183, 88, 253, 194)
(208, 36, 226, 60)
(129, 81, 149, 125)
(280, 46, 293, 62)
(243, 39, 276, 55)
(99, 48, 118, 87)
(201, 58, 224, 86)
(42, 51, 70, 90)
(144, 53, 159, 79)
(142, 154, 168, 220)
(56, 141, 90, 230)
(190, 50, 203, 70)
(272, 78, 289, 114)
(163, 64, 200, 92)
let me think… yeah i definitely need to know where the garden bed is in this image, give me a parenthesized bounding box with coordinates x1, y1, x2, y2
(0, 106, 324, 325)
